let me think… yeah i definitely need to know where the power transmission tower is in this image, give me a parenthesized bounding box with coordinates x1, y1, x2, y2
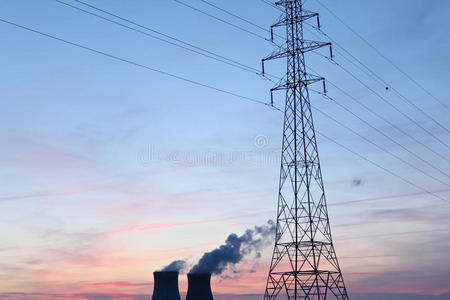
(262, 0, 349, 299)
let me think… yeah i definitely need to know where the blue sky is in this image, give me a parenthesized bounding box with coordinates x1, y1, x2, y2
(0, 0, 449, 299)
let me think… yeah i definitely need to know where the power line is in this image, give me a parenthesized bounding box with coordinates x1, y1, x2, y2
(330, 189, 450, 206)
(312, 105, 450, 190)
(167, 1, 450, 199)
(173, 0, 272, 42)
(200, 0, 286, 42)
(200, 0, 271, 34)
(323, 48, 386, 90)
(329, 57, 450, 150)
(314, 0, 450, 112)
(339, 249, 450, 259)
(310, 69, 450, 163)
(65, 0, 450, 211)
(185, 0, 450, 157)
(306, 23, 450, 134)
(259, 0, 283, 12)
(56, 0, 263, 76)
(61, 0, 282, 81)
(310, 89, 450, 179)
(262, 1, 450, 142)
(337, 228, 450, 241)
(69, 0, 450, 167)
(316, 131, 449, 204)
(2, 16, 446, 205)
(0, 17, 276, 111)
(167, 1, 450, 198)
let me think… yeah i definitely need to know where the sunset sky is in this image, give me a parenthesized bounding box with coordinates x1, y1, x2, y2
(1, 0, 449, 299)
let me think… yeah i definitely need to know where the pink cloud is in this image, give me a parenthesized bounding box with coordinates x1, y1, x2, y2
(0, 292, 149, 300)
(112, 220, 210, 234)
(0, 129, 92, 171)
(82, 282, 153, 289)
(36, 269, 71, 278)
(0, 246, 20, 252)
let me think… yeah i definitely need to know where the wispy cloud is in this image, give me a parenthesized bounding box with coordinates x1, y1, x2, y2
(366, 207, 450, 223)
(0, 292, 149, 299)
(113, 220, 209, 234)
(82, 281, 153, 288)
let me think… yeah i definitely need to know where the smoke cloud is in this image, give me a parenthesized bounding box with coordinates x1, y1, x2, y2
(159, 220, 275, 275)
(190, 220, 275, 274)
(160, 260, 187, 272)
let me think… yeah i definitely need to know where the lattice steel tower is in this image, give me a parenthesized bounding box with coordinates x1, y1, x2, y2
(262, 0, 349, 299)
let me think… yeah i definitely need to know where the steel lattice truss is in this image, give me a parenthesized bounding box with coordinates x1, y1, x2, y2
(262, 1, 349, 299)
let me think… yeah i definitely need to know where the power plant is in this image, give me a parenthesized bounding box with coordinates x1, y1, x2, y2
(186, 273, 214, 300)
(151, 271, 182, 300)
(152, 272, 214, 300)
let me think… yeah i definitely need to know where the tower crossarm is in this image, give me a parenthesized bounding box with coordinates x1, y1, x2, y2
(303, 74, 326, 89)
(269, 74, 326, 105)
(270, 10, 320, 40)
(299, 41, 332, 57)
(262, 48, 291, 75)
(262, 43, 333, 76)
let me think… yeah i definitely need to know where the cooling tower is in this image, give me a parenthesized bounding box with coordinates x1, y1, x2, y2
(152, 271, 181, 300)
(186, 273, 213, 300)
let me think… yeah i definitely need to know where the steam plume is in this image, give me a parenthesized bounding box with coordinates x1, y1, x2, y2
(190, 220, 275, 274)
(159, 220, 275, 275)
(160, 260, 186, 272)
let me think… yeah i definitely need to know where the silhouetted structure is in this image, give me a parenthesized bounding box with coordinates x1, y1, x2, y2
(186, 273, 214, 300)
(152, 271, 181, 300)
(261, 0, 349, 299)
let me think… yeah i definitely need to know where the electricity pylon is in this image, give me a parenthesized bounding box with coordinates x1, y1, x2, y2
(262, 1, 349, 299)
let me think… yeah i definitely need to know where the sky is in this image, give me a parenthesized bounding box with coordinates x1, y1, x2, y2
(0, 0, 449, 299)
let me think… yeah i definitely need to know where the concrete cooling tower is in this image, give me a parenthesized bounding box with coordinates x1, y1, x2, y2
(185, 273, 214, 300)
(152, 271, 181, 300)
